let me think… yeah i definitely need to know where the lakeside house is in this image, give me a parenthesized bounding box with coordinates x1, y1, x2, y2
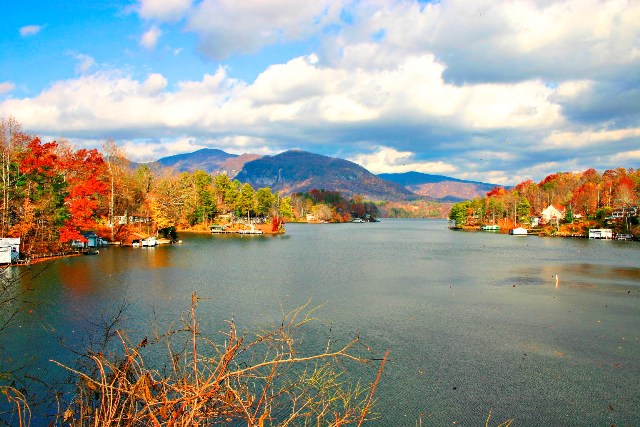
(540, 204, 566, 224)
(0, 238, 20, 264)
(113, 214, 152, 226)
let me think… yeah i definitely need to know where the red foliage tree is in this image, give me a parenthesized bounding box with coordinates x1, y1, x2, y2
(58, 148, 109, 243)
(19, 138, 58, 177)
(570, 182, 598, 216)
(485, 186, 506, 198)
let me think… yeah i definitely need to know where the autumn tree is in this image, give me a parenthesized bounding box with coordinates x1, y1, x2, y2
(255, 187, 275, 217)
(0, 117, 29, 237)
(571, 182, 598, 217)
(614, 176, 636, 208)
(212, 173, 233, 214)
(56, 144, 109, 244)
(179, 170, 216, 226)
(278, 195, 294, 220)
(449, 201, 471, 227)
(14, 138, 65, 253)
(236, 183, 256, 218)
(312, 203, 332, 222)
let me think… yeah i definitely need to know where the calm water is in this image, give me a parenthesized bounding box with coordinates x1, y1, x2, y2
(2, 219, 639, 426)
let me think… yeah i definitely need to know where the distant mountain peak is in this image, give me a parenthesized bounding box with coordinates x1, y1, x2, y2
(236, 150, 415, 200)
(379, 171, 503, 201)
(149, 148, 500, 202)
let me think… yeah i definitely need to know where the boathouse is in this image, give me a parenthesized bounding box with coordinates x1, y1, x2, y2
(588, 229, 613, 239)
(0, 238, 20, 264)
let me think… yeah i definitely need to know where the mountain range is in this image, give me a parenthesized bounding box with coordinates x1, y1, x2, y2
(149, 148, 500, 202)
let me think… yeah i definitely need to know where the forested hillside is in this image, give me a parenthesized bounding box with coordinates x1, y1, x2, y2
(449, 168, 640, 235)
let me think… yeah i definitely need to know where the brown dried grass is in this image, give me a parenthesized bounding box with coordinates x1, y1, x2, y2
(51, 294, 386, 427)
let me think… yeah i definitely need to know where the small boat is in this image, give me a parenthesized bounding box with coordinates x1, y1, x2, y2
(141, 236, 157, 247)
(351, 218, 365, 223)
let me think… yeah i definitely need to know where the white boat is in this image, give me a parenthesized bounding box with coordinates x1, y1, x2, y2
(351, 218, 365, 223)
(510, 227, 528, 235)
(141, 236, 157, 246)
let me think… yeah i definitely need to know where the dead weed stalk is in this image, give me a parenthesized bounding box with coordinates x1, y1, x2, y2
(51, 293, 386, 426)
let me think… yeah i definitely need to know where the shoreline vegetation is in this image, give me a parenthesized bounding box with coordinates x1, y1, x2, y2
(448, 168, 639, 241)
(0, 118, 391, 264)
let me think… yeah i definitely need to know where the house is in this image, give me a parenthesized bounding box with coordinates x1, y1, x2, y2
(113, 214, 152, 225)
(540, 205, 566, 224)
(0, 238, 20, 264)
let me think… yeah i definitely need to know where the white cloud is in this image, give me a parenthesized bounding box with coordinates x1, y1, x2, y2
(322, 0, 640, 83)
(19, 24, 43, 37)
(0, 52, 568, 153)
(68, 53, 96, 74)
(140, 73, 168, 95)
(0, 82, 15, 95)
(118, 135, 278, 162)
(140, 26, 161, 50)
(543, 127, 640, 149)
(120, 137, 205, 162)
(555, 80, 592, 98)
(350, 147, 457, 174)
(604, 149, 640, 164)
(186, 0, 347, 59)
(138, 0, 192, 22)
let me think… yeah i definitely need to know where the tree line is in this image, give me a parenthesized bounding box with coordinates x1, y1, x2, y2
(287, 189, 380, 222)
(0, 118, 383, 257)
(449, 167, 640, 232)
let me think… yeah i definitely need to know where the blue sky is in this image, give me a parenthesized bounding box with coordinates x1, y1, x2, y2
(2, 0, 639, 185)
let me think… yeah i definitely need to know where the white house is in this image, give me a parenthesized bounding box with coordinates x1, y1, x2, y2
(0, 238, 20, 264)
(541, 205, 566, 224)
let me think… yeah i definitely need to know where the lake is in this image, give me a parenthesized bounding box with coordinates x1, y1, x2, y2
(2, 219, 639, 426)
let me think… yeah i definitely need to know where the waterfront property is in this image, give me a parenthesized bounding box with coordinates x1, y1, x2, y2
(0, 237, 20, 264)
(540, 204, 566, 224)
(588, 228, 613, 239)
